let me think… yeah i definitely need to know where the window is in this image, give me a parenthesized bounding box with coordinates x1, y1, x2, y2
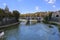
(56, 15, 59, 17)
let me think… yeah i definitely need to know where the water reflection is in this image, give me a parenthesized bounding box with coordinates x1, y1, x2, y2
(0, 24, 20, 40)
(0, 22, 60, 40)
(26, 21, 37, 25)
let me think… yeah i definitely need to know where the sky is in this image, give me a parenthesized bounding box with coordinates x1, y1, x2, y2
(0, 0, 60, 14)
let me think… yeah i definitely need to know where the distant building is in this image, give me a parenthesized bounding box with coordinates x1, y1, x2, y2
(52, 11, 60, 17)
(4, 5, 9, 13)
(51, 11, 60, 22)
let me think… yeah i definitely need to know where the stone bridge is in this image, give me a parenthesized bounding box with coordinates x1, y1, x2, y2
(19, 17, 43, 22)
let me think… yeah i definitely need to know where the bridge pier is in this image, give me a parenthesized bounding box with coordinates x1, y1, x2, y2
(26, 17, 30, 24)
(37, 17, 41, 23)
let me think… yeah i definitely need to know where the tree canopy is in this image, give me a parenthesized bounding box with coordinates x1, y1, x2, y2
(0, 7, 20, 22)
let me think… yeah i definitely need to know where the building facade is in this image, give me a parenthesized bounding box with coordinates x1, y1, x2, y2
(51, 11, 60, 22)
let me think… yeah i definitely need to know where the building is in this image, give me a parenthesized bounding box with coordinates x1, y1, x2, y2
(51, 11, 60, 22)
(4, 6, 9, 13)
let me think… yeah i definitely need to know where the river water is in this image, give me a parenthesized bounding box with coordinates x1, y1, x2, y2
(0, 22, 60, 40)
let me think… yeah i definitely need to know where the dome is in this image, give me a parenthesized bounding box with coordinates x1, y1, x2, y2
(5, 6, 9, 13)
(5, 6, 9, 11)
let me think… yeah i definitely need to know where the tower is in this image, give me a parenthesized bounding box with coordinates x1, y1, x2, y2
(5, 6, 9, 13)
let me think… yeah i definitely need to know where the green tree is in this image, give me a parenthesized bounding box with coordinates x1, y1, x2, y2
(0, 8, 5, 19)
(13, 10, 20, 21)
(43, 12, 52, 23)
(48, 12, 52, 20)
(44, 16, 49, 21)
(8, 12, 14, 18)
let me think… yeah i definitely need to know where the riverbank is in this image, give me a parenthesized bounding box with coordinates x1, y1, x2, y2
(43, 21, 60, 32)
(49, 21, 60, 32)
(0, 22, 20, 29)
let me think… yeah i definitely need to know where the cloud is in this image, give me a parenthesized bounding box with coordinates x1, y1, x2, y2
(3, 3, 7, 6)
(48, 0, 56, 4)
(35, 6, 39, 11)
(45, 0, 56, 4)
(45, 0, 56, 8)
(52, 5, 55, 8)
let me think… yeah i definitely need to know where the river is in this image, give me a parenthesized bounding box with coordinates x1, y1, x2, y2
(0, 22, 60, 40)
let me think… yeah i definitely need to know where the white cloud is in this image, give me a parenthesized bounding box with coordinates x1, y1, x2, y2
(48, 0, 56, 4)
(45, 0, 56, 8)
(45, 0, 56, 4)
(3, 3, 7, 6)
(52, 5, 55, 8)
(35, 6, 39, 11)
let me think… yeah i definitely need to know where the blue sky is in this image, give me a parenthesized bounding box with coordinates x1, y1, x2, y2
(0, 0, 60, 14)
